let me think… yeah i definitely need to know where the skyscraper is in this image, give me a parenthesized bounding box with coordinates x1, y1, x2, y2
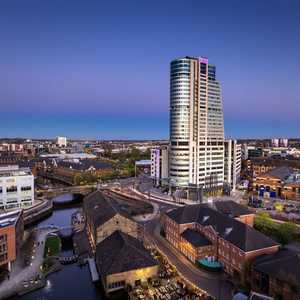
(169, 56, 224, 195)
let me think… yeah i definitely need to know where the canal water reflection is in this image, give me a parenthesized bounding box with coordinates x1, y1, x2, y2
(20, 194, 106, 300)
(21, 264, 104, 300)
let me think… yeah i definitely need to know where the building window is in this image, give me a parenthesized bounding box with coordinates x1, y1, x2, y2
(0, 253, 8, 262)
(21, 186, 32, 191)
(0, 235, 7, 243)
(7, 186, 17, 193)
(108, 280, 125, 289)
(0, 243, 7, 254)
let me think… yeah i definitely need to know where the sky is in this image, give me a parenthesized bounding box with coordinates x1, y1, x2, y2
(1, 0, 300, 140)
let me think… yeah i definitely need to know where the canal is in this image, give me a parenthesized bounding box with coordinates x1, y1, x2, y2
(20, 194, 106, 300)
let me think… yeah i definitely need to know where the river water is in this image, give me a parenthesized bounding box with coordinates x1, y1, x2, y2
(20, 194, 106, 300)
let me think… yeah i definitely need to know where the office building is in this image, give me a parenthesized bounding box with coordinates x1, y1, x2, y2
(0, 210, 24, 271)
(150, 146, 169, 186)
(0, 165, 34, 210)
(224, 140, 242, 191)
(169, 56, 224, 196)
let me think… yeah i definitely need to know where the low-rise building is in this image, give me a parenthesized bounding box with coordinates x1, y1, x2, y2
(212, 200, 255, 226)
(0, 210, 23, 271)
(180, 228, 214, 263)
(96, 230, 158, 295)
(253, 166, 300, 198)
(162, 202, 279, 277)
(252, 249, 300, 300)
(248, 157, 300, 177)
(134, 160, 151, 177)
(0, 165, 34, 210)
(83, 191, 139, 249)
(41, 159, 113, 185)
(282, 181, 300, 201)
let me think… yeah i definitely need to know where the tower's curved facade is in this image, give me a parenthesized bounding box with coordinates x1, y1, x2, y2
(169, 56, 224, 191)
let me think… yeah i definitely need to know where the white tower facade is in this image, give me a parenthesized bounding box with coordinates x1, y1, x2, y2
(224, 140, 242, 191)
(169, 56, 224, 192)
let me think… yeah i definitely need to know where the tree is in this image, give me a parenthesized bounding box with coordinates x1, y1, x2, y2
(276, 222, 298, 246)
(102, 143, 113, 158)
(254, 212, 277, 238)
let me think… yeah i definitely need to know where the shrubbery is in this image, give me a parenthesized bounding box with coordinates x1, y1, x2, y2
(254, 212, 298, 245)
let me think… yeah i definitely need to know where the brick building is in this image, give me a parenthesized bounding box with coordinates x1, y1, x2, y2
(248, 157, 300, 177)
(180, 228, 213, 263)
(52, 159, 113, 184)
(252, 249, 300, 300)
(212, 200, 255, 226)
(253, 166, 300, 199)
(282, 181, 300, 201)
(0, 210, 23, 271)
(83, 191, 139, 250)
(96, 230, 158, 295)
(162, 202, 279, 276)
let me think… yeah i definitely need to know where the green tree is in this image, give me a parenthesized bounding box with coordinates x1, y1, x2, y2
(254, 212, 277, 238)
(102, 143, 113, 158)
(276, 222, 298, 246)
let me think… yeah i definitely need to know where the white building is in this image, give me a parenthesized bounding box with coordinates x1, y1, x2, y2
(151, 146, 169, 186)
(56, 136, 67, 147)
(280, 138, 288, 147)
(169, 56, 224, 195)
(241, 143, 248, 160)
(224, 140, 242, 192)
(0, 165, 34, 210)
(271, 138, 279, 148)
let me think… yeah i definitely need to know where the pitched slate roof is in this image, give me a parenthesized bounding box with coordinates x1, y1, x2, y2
(181, 229, 211, 247)
(253, 249, 300, 287)
(260, 166, 294, 181)
(83, 190, 131, 228)
(212, 200, 253, 218)
(96, 230, 158, 276)
(285, 180, 300, 188)
(166, 204, 278, 252)
(57, 159, 111, 171)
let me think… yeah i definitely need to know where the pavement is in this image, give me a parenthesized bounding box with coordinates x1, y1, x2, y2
(0, 227, 56, 300)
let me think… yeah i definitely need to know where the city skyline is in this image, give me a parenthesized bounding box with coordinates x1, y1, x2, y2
(1, 0, 300, 139)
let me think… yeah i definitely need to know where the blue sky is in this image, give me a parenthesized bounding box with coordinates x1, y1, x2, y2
(1, 0, 300, 139)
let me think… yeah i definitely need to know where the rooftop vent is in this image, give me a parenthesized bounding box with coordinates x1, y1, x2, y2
(203, 216, 210, 223)
(225, 227, 233, 236)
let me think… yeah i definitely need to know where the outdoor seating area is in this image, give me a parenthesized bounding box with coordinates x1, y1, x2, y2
(132, 280, 213, 300)
(129, 248, 213, 300)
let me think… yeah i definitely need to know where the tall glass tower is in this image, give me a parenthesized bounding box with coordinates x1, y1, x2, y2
(169, 56, 224, 194)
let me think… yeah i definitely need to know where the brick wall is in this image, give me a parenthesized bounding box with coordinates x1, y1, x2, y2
(95, 214, 138, 245)
(105, 265, 159, 293)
